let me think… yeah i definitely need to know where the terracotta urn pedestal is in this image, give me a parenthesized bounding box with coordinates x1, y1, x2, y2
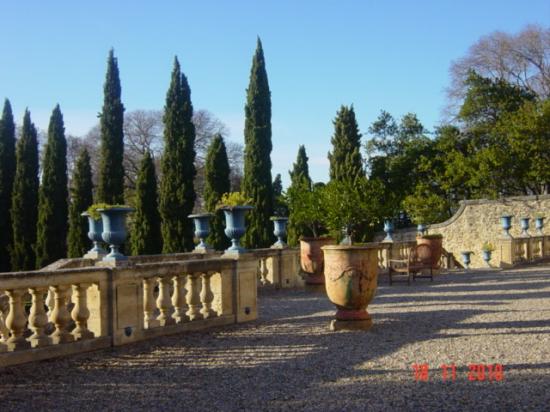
(300, 237, 334, 285)
(322, 244, 379, 331)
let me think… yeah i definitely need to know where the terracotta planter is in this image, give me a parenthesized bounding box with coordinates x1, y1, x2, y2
(416, 236, 443, 268)
(322, 244, 379, 331)
(300, 237, 334, 285)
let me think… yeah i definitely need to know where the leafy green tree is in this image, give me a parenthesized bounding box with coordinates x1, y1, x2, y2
(159, 57, 197, 252)
(36, 105, 69, 267)
(67, 149, 94, 258)
(242, 38, 274, 248)
(10, 110, 39, 270)
(204, 134, 231, 250)
(328, 105, 364, 183)
(0, 99, 16, 271)
(131, 151, 162, 255)
(97, 49, 125, 204)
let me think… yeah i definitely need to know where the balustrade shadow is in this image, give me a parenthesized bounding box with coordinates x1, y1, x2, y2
(1, 267, 550, 410)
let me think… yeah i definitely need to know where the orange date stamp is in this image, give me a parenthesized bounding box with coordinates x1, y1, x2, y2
(412, 363, 504, 382)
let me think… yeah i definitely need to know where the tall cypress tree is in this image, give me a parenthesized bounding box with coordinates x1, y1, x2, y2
(328, 105, 365, 183)
(289, 145, 311, 188)
(131, 151, 162, 255)
(35, 105, 68, 268)
(272, 173, 288, 216)
(159, 57, 197, 252)
(287, 145, 313, 245)
(67, 148, 93, 258)
(10, 110, 39, 270)
(243, 37, 274, 248)
(97, 49, 125, 204)
(204, 134, 231, 250)
(0, 99, 16, 271)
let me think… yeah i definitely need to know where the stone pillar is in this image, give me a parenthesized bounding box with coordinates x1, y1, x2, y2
(499, 238, 514, 268)
(172, 274, 189, 324)
(186, 272, 204, 321)
(5, 288, 30, 351)
(71, 283, 94, 340)
(28, 287, 51, 347)
(156, 276, 175, 326)
(50, 285, 75, 344)
(143, 277, 159, 329)
(222, 252, 258, 323)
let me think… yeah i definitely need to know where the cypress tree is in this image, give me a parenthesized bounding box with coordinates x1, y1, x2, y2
(204, 134, 231, 250)
(131, 151, 162, 255)
(0, 99, 16, 271)
(10, 110, 39, 270)
(35, 105, 69, 268)
(272, 173, 288, 216)
(159, 57, 197, 252)
(287, 145, 313, 245)
(328, 105, 365, 183)
(67, 148, 93, 258)
(289, 145, 311, 188)
(242, 38, 274, 248)
(97, 49, 125, 204)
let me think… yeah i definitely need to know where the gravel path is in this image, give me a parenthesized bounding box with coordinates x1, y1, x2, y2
(1, 264, 550, 411)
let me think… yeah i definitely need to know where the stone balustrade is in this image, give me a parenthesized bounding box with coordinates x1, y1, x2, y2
(253, 247, 302, 288)
(0, 254, 260, 368)
(499, 235, 550, 267)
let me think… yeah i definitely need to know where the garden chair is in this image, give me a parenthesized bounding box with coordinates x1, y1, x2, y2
(388, 244, 436, 285)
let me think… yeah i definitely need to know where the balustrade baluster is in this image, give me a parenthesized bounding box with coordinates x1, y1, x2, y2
(143, 277, 159, 329)
(5, 288, 30, 350)
(172, 274, 189, 323)
(258, 258, 268, 285)
(186, 272, 203, 321)
(0, 292, 9, 345)
(28, 287, 50, 347)
(156, 276, 175, 326)
(200, 271, 217, 319)
(50, 285, 74, 344)
(45, 289, 55, 322)
(71, 283, 94, 340)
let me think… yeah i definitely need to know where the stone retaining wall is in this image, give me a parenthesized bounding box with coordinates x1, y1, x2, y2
(375, 195, 550, 268)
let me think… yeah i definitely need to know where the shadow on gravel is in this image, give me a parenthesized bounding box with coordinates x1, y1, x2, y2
(1, 266, 549, 411)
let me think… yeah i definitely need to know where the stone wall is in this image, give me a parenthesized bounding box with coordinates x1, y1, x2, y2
(375, 195, 550, 268)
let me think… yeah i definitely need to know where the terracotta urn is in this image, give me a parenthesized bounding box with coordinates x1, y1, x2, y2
(416, 235, 443, 267)
(322, 244, 379, 331)
(300, 237, 334, 285)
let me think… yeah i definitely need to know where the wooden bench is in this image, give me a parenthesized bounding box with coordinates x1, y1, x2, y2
(388, 244, 436, 285)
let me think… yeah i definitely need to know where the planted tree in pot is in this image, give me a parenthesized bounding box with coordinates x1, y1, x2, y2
(216, 192, 254, 254)
(321, 177, 384, 331)
(287, 182, 332, 285)
(482, 242, 495, 265)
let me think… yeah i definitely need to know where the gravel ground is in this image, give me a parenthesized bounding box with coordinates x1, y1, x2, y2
(1, 264, 550, 411)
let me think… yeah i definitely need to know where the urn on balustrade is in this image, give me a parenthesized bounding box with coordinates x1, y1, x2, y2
(98, 207, 134, 262)
(300, 237, 334, 285)
(220, 205, 254, 254)
(535, 216, 545, 235)
(461, 251, 472, 269)
(322, 244, 379, 331)
(520, 217, 530, 237)
(188, 213, 214, 252)
(382, 219, 394, 242)
(270, 217, 289, 249)
(81, 212, 107, 258)
(500, 215, 513, 237)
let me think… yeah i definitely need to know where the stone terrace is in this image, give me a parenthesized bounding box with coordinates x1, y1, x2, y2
(1, 265, 550, 411)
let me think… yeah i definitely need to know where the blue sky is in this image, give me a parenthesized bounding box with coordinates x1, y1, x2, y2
(1, 0, 548, 186)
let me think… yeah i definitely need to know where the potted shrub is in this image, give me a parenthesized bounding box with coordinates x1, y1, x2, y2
(90, 203, 134, 262)
(287, 182, 333, 285)
(482, 242, 495, 264)
(216, 192, 254, 254)
(321, 178, 384, 331)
